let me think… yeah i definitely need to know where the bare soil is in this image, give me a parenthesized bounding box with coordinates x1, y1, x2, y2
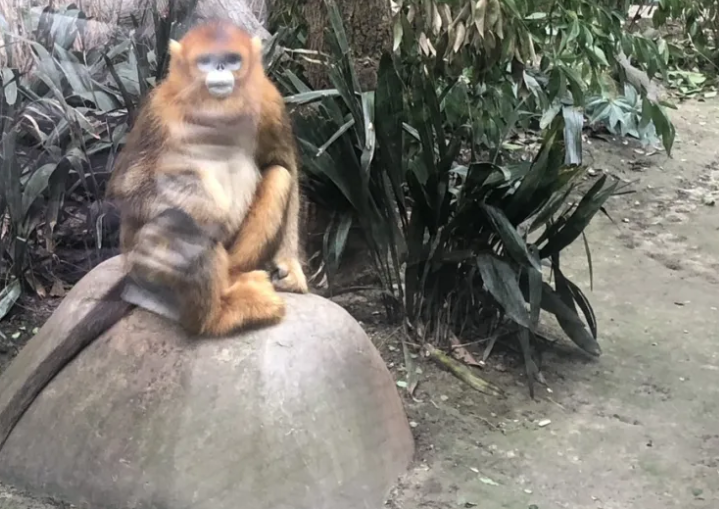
(1, 96, 719, 508)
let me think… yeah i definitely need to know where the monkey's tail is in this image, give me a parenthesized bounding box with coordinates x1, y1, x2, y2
(0, 278, 133, 452)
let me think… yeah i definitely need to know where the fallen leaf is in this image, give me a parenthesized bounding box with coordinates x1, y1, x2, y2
(50, 278, 66, 297)
(479, 476, 499, 486)
(450, 334, 483, 367)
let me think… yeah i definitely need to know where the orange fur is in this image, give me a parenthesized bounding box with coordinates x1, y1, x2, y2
(107, 20, 308, 336)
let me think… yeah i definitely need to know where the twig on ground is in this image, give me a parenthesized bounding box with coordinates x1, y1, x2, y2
(313, 285, 378, 298)
(423, 343, 505, 398)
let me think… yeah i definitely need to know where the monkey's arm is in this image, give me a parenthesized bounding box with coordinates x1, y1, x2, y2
(226, 164, 293, 273)
(226, 84, 298, 274)
(0, 279, 131, 451)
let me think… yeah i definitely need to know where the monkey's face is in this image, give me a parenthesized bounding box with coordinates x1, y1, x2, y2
(168, 21, 262, 103)
(194, 51, 243, 99)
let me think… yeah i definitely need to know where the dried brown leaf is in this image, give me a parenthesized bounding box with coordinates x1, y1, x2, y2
(450, 334, 483, 367)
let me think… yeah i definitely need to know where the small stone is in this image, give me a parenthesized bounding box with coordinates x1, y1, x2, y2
(622, 218, 630, 223)
(439, 395, 449, 402)
(409, 421, 418, 428)
(703, 195, 716, 206)
(537, 419, 551, 427)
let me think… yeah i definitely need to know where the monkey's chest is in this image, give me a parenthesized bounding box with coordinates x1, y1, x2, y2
(195, 152, 261, 233)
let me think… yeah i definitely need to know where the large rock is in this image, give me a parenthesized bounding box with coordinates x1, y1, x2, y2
(0, 256, 414, 509)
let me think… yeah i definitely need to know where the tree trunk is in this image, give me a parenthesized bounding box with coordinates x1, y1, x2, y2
(302, 0, 391, 90)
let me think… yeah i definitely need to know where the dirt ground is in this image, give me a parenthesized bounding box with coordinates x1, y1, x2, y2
(379, 96, 719, 509)
(1, 96, 718, 508)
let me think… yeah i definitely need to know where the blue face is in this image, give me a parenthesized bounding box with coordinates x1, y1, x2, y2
(196, 52, 243, 73)
(195, 52, 244, 99)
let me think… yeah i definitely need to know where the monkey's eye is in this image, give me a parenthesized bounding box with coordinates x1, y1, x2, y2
(196, 55, 215, 73)
(224, 53, 243, 71)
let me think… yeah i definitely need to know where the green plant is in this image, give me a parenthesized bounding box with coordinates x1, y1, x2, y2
(585, 82, 661, 146)
(0, 3, 191, 311)
(276, 0, 621, 395)
(653, 0, 719, 75)
(390, 0, 676, 156)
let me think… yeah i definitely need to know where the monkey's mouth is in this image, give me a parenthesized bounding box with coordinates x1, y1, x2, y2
(208, 85, 234, 98)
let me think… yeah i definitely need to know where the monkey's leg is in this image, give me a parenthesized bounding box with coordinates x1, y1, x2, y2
(127, 208, 284, 336)
(227, 164, 293, 273)
(190, 246, 286, 337)
(269, 177, 308, 294)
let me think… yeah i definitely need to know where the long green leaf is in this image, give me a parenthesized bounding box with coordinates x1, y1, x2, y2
(374, 53, 407, 221)
(551, 257, 601, 355)
(517, 328, 538, 399)
(562, 274, 598, 340)
(481, 202, 541, 272)
(21, 163, 58, 217)
(518, 273, 601, 356)
(0, 280, 21, 321)
(539, 174, 617, 258)
(316, 118, 355, 156)
(581, 231, 594, 291)
(284, 89, 342, 105)
(476, 254, 530, 329)
(562, 105, 584, 166)
(527, 247, 542, 330)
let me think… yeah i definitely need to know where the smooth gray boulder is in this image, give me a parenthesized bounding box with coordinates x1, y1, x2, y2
(0, 256, 414, 509)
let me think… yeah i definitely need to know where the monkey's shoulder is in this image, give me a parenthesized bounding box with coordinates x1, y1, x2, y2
(108, 97, 170, 201)
(255, 81, 297, 171)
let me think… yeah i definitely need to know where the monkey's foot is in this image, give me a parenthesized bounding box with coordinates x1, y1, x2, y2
(204, 271, 286, 336)
(271, 258, 308, 294)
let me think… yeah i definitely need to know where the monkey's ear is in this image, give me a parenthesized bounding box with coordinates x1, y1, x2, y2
(251, 36, 262, 59)
(169, 39, 183, 60)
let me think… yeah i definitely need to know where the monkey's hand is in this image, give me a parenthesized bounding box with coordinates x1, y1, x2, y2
(128, 208, 218, 289)
(271, 257, 308, 294)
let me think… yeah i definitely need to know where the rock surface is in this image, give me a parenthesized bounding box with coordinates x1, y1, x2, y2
(0, 256, 414, 509)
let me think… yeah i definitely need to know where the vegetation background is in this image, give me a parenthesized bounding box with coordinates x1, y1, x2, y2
(0, 0, 716, 391)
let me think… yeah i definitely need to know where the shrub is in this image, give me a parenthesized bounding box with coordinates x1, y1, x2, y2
(273, 0, 675, 393)
(0, 0, 686, 395)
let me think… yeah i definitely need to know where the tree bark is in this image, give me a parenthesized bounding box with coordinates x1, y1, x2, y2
(302, 0, 392, 90)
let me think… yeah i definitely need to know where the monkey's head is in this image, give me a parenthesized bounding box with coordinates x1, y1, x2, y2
(166, 20, 263, 101)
